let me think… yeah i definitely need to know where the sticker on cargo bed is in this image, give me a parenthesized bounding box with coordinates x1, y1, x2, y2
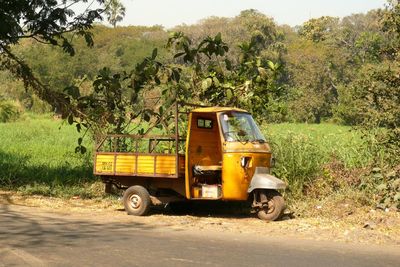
(100, 162, 113, 172)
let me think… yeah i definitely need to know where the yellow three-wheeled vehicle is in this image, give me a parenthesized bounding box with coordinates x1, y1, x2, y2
(94, 104, 286, 221)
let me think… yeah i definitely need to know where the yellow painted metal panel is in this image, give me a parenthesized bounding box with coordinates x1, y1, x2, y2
(95, 154, 115, 174)
(222, 152, 271, 200)
(178, 155, 185, 175)
(185, 113, 192, 198)
(115, 155, 136, 174)
(156, 155, 176, 175)
(137, 155, 155, 174)
(192, 107, 247, 113)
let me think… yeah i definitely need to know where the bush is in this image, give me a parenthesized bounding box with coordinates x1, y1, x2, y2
(0, 99, 22, 122)
(264, 123, 377, 198)
(360, 166, 400, 211)
(269, 131, 324, 197)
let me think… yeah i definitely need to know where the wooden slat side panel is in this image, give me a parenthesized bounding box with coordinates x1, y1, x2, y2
(95, 154, 115, 174)
(156, 155, 176, 175)
(137, 155, 155, 174)
(115, 155, 136, 174)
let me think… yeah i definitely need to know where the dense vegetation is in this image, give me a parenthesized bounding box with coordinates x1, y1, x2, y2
(0, 1, 399, 210)
(1, 7, 397, 125)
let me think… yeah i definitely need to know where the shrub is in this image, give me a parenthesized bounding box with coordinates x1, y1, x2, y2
(269, 131, 325, 197)
(360, 166, 400, 211)
(0, 99, 22, 123)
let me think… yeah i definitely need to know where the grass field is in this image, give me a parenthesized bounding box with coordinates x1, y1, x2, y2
(0, 114, 378, 201)
(0, 113, 96, 197)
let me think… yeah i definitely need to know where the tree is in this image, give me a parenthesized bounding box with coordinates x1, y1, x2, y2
(298, 16, 339, 43)
(104, 0, 126, 28)
(0, 0, 104, 116)
(166, 32, 287, 122)
(284, 40, 340, 123)
(355, 0, 400, 159)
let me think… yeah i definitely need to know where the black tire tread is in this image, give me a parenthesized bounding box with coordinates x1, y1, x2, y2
(123, 185, 151, 216)
(257, 190, 285, 221)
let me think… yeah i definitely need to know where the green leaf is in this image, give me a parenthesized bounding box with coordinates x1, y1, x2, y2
(62, 38, 75, 56)
(215, 32, 222, 43)
(64, 85, 80, 99)
(143, 112, 151, 122)
(80, 146, 87, 154)
(171, 68, 181, 82)
(225, 59, 232, 71)
(213, 77, 220, 87)
(83, 32, 94, 47)
(174, 52, 185, 58)
(78, 137, 83, 145)
(256, 58, 261, 67)
(67, 114, 74, 125)
(151, 48, 158, 59)
(267, 60, 276, 70)
(226, 89, 233, 100)
(201, 78, 213, 90)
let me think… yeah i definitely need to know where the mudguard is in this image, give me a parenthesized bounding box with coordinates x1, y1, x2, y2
(247, 167, 286, 193)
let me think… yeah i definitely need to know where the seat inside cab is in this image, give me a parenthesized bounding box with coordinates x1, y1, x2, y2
(187, 112, 222, 198)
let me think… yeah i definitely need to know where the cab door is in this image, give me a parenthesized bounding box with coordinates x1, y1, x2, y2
(184, 112, 222, 199)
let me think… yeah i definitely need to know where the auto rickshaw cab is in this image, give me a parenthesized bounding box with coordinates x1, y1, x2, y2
(186, 107, 286, 220)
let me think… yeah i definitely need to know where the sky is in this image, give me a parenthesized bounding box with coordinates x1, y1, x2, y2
(113, 0, 387, 28)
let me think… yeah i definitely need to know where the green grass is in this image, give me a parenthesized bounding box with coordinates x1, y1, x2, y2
(0, 113, 96, 198)
(0, 115, 379, 200)
(265, 123, 375, 167)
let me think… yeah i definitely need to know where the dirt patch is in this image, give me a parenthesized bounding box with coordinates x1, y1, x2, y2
(1, 190, 399, 246)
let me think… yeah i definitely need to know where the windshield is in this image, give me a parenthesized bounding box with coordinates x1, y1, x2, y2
(219, 112, 266, 142)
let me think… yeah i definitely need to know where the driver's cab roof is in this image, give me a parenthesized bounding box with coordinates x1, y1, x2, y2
(191, 107, 248, 114)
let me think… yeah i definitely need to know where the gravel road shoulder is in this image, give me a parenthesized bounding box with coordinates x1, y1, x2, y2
(1, 191, 399, 247)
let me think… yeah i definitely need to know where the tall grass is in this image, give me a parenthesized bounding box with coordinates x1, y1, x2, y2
(263, 123, 379, 197)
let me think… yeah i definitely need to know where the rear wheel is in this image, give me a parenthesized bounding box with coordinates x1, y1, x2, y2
(123, 186, 151, 216)
(254, 190, 285, 221)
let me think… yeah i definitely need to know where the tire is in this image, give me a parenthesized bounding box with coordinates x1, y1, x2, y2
(123, 185, 151, 216)
(257, 190, 285, 221)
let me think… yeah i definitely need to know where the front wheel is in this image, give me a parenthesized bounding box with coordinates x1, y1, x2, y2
(123, 185, 151, 216)
(253, 190, 285, 221)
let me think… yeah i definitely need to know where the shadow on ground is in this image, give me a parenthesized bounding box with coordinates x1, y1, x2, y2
(0, 201, 163, 250)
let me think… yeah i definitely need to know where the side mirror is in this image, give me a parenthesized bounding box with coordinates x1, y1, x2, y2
(270, 156, 276, 168)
